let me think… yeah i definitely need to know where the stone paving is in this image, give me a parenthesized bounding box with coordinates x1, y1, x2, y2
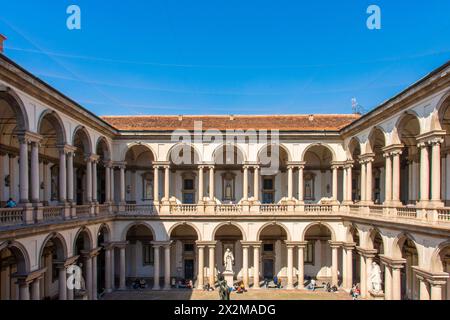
(102, 289, 353, 300)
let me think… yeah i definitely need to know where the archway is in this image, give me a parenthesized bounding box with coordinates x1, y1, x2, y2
(367, 128, 386, 204)
(125, 224, 154, 287)
(39, 233, 67, 299)
(96, 224, 110, 296)
(170, 224, 199, 284)
(396, 114, 421, 205)
(124, 145, 155, 204)
(258, 224, 288, 282)
(73, 127, 92, 205)
(0, 243, 29, 300)
(348, 138, 361, 202)
(213, 224, 244, 278)
(438, 94, 450, 205)
(395, 235, 419, 300)
(257, 145, 290, 204)
(302, 145, 335, 203)
(0, 90, 29, 205)
(73, 228, 93, 299)
(431, 242, 450, 300)
(95, 138, 111, 204)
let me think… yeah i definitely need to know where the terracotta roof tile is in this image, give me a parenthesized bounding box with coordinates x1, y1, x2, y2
(100, 114, 360, 131)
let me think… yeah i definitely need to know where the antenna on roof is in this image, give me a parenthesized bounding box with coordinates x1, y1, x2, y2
(351, 98, 365, 115)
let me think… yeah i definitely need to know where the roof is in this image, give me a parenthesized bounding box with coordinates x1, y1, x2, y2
(100, 114, 361, 132)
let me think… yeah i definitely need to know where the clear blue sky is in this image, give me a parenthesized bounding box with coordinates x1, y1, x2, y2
(1, 1, 449, 116)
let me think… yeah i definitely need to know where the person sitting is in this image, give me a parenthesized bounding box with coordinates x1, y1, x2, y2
(351, 284, 360, 300)
(139, 278, 147, 289)
(306, 279, 316, 291)
(5, 198, 16, 208)
(325, 282, 331, 292)
(273, 276, 281, 288)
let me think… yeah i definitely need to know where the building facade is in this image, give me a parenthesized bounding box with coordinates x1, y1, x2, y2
(0, 53, 449, 300)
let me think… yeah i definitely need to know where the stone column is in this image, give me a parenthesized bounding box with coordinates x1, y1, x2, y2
(105, 165, 111, 203)
(360, 161, 366, 202)
(418, 276, 430, 300)
(83, 254, 93, 299)
(345, 246, 354, 289)
(104, 246, 112, 293)
(164, 244, 171, 289)
(92, 253, 98, 300)
(119, 165, 126, 204)
(366, 158, 373, 203)
(30, 142, 40, 203)
(347, 164, 353, 202)
(198, 165, 204, 202)
(392, 150, 402, 204)
(418, 142, 430, 203)
(208, 243, 215, 286)
(360, 255, 367, 298)
(287, 165, 294, 199)
(59, 148, 67, 203)
(430, 138, 444, 204)
(392, 265, 402, 300)
(67, 152, 74, 202)
(31, 279, 41, 300)
(18, 136, 29, 203)
(242, 244, 249, 288)
(153, 165, 159, 203)
(430, 281, 445, 300)
(153, 244, 160, 290)
(365, 255, 373, 292)
(119, 245, 126, 290)
(8, 154, 16, 199)
(209, 166, 215, 201)
(253, 165, 260, 201)
(1, 264, 11, 299)
(286, 244, 294, 289)
(110, 166, 115, 203)
(243, 165, 249, 200)
(164, 165, 170, 201)
(297, 244, 306, 289)
(298, 165, 304, 202)
(384, 153, 392, 204)
(253, 244, 260, 289)
(86, 157, 93, 203)
(92, 159, 98, 202)
(331, 165, 338, 201)
(330, 242, 339, 286)
(18, 281, 30, 300)
(58, 265, 67, 300)
(384, 264, 392, 300)
(197, 244, 205, 289)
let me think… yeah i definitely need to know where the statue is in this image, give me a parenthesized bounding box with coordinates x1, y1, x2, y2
(223, 248, 234, 272)
(369, 261, 382, 293)
(217, 275, 230, 300)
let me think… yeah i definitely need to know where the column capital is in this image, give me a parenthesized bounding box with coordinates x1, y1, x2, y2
(357, 154, 375, 163)
(152, 161, 169, 167)
(195, 241, 217, 247)
(285, 241, 308, 248)
(110, 241, 129, 249)
(81, 247, 101, 258)
(382, 144, 404, 156)
(54, 255, 80, 268)
(240, 241, 262, 248)
(356, 246, 378, 258)
(57, 144, 77, 155)
(329, 241, 343, 249)
(151, 240, 172, 248)
(113, 161, 127, 169)
(14, 267, 47, 283)
(411, 266, 449, 285)
(416, 130, 446, 145)
(16, 130, 43, 144)
(378, 254, 406, 269)
(343, 242, 357, 250)
(287, 161, 306, 169)
(344, 160, 354, 168)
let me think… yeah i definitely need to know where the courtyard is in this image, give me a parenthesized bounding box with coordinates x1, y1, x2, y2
(101, 289, 352, 300)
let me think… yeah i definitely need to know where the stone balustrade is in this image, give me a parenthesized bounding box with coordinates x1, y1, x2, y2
(0, 208, 25, 226)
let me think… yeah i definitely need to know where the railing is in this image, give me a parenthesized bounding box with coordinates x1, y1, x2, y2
(98, 204, 110, 215)
(0, 208, 24, 226)
(43, 206, 64, 222)
(215, 204, 242, 214)
(260, 204, 287, 213)
(76, 205, 91, 217)
(304, 204, 332, 213)
(125, 204, 155, 215)
(170, 204, 197, 214)
(395, 207, 417, 219)
(437, 208, 450, 222)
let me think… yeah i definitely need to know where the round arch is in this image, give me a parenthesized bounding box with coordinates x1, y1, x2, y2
(257, 222, 291, 241)
(97, 223, 112, 242)
(345, 223, 360, 244)
(72, 125, 93, 154)
(212, 143, 247, 164)
(436, 89, 450, 125)
(96, 136, 112, 161)
(211, 222, 247, 241)
(366, 228, 386, 251)
(0, 87, 29, 131)
(121, 142, 157, 162)
(168, 222, 202, 241)
(366, 126, 386, 154)
(37, 109, 67, 145)
(0, 240, 31, 274)
(121, 222, 157, 241)
(393, 111, 422, 144)
(392, 232, 420, 261)
(38, 232, 68, 265)
(301, 221, 336, 242)
(430, 240, 450, 273)
(73, 227, 94, 253)
(347, 137, 362, 160)
(166, 142, 202, 164)
(257, 143, 292, 163)
(301, 143, 336, 162)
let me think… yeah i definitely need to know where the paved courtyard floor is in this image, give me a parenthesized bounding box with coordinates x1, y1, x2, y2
(102, 289, 353, 300)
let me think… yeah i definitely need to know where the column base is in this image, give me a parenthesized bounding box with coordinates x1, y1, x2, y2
(428, 200, 444, 208)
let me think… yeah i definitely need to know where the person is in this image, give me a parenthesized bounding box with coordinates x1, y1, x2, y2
(218, 275, 230, 300)
(306, 279, 316, 291)
(273, 276, 281, 288)
(352, 284, 360, 300)
(139, 278, 147, 289)
(5, 198, 16, 208)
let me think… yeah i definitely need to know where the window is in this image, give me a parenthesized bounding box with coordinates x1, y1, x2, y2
(184, 179, 194, 190)
(262, 177, 275, 204)
(184, 243, 194, 252)
(141, 172, 153, 200)
(304, 242, 314, 264)
(143, 244, 154, 265)
(263, 178, 273, 190)
(263, 243, 273, 252)
(182, 173, 196, 204)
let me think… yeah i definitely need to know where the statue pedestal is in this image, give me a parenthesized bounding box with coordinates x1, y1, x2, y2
(369, 290, 385, 300)
(223, 271, 234, 287)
